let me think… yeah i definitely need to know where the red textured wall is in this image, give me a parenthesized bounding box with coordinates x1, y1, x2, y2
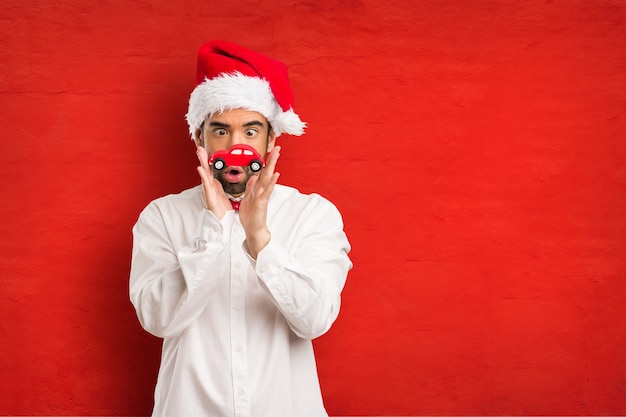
(1, 1, 625, 415)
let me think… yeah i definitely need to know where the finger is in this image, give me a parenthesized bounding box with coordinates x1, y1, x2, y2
(196, 165, 211, 185)
(196, 146, 210, 172)
(265, 145, 281, 171)
(196, 154, 214, 187)
(247, 170, 279, 204)
(258, 146, 280, 184)
(264, 171, 280, 196)
(265, 146, 281, 187)
(196, 147, 222, 192)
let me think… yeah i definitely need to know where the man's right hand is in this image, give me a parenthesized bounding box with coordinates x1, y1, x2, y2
(196, 146, 232, 219)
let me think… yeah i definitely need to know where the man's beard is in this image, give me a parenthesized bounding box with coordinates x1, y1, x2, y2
(214, 167, 254, 196)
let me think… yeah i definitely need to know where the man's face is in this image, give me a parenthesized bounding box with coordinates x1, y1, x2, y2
(196, 108, 276, 196)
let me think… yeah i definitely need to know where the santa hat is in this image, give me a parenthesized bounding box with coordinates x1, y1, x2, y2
(186, 40, 306, 140)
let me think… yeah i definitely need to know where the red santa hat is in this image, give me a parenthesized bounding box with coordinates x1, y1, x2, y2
(186, 40, 306, 140)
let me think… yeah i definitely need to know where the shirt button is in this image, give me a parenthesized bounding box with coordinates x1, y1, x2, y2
(234, 304, 241, 311)
(235, 345, 242, 352)
(234, 261, 242, 269)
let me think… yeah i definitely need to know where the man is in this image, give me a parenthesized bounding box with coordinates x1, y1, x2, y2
(129, 40, 352, 417)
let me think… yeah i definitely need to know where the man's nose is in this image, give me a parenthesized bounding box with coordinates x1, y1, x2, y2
(230, 132, 246, 146)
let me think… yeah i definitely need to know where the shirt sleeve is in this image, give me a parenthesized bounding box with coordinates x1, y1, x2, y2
(129, 202, 234, 338)
(249, 197, 352, 340)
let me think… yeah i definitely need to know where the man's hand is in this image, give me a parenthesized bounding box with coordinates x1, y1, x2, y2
(196, 146, 232, 219)
(239, 145, 281, 259)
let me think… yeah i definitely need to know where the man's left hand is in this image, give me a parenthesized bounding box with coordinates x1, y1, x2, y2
(240, 145, 281, 259)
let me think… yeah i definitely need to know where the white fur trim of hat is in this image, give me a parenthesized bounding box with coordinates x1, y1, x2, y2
(186, 72, 305, 140)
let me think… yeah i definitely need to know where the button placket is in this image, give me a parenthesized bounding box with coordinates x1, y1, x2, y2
(229, 221, 250, 417)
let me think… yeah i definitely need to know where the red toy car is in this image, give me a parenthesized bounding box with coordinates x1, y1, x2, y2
(208, 144, 265, 172)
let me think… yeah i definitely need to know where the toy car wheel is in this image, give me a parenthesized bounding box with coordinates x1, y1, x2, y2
(213, 159, 225, 170)
(250, 160, 262, 172)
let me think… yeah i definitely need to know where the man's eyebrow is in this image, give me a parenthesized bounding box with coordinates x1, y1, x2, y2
(208, 121, 230, 128)
(243, 120, 265, 128)
(207, 120, 265, 128)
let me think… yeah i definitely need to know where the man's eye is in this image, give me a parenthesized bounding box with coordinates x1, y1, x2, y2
(214, 128, 227, 136)
(245, 129, 258, 137)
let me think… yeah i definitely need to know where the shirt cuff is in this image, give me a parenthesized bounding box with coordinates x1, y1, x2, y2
(245, 238, 289, 281)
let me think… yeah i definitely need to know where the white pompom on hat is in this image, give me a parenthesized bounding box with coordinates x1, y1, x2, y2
(186, 40, 306, 140)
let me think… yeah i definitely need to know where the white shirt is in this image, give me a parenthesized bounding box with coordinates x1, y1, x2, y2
(129, 184, 352, 417)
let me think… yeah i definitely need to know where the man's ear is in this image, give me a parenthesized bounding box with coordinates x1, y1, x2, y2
(266, 130, 277, 154)
(194, 129, 203, 147)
